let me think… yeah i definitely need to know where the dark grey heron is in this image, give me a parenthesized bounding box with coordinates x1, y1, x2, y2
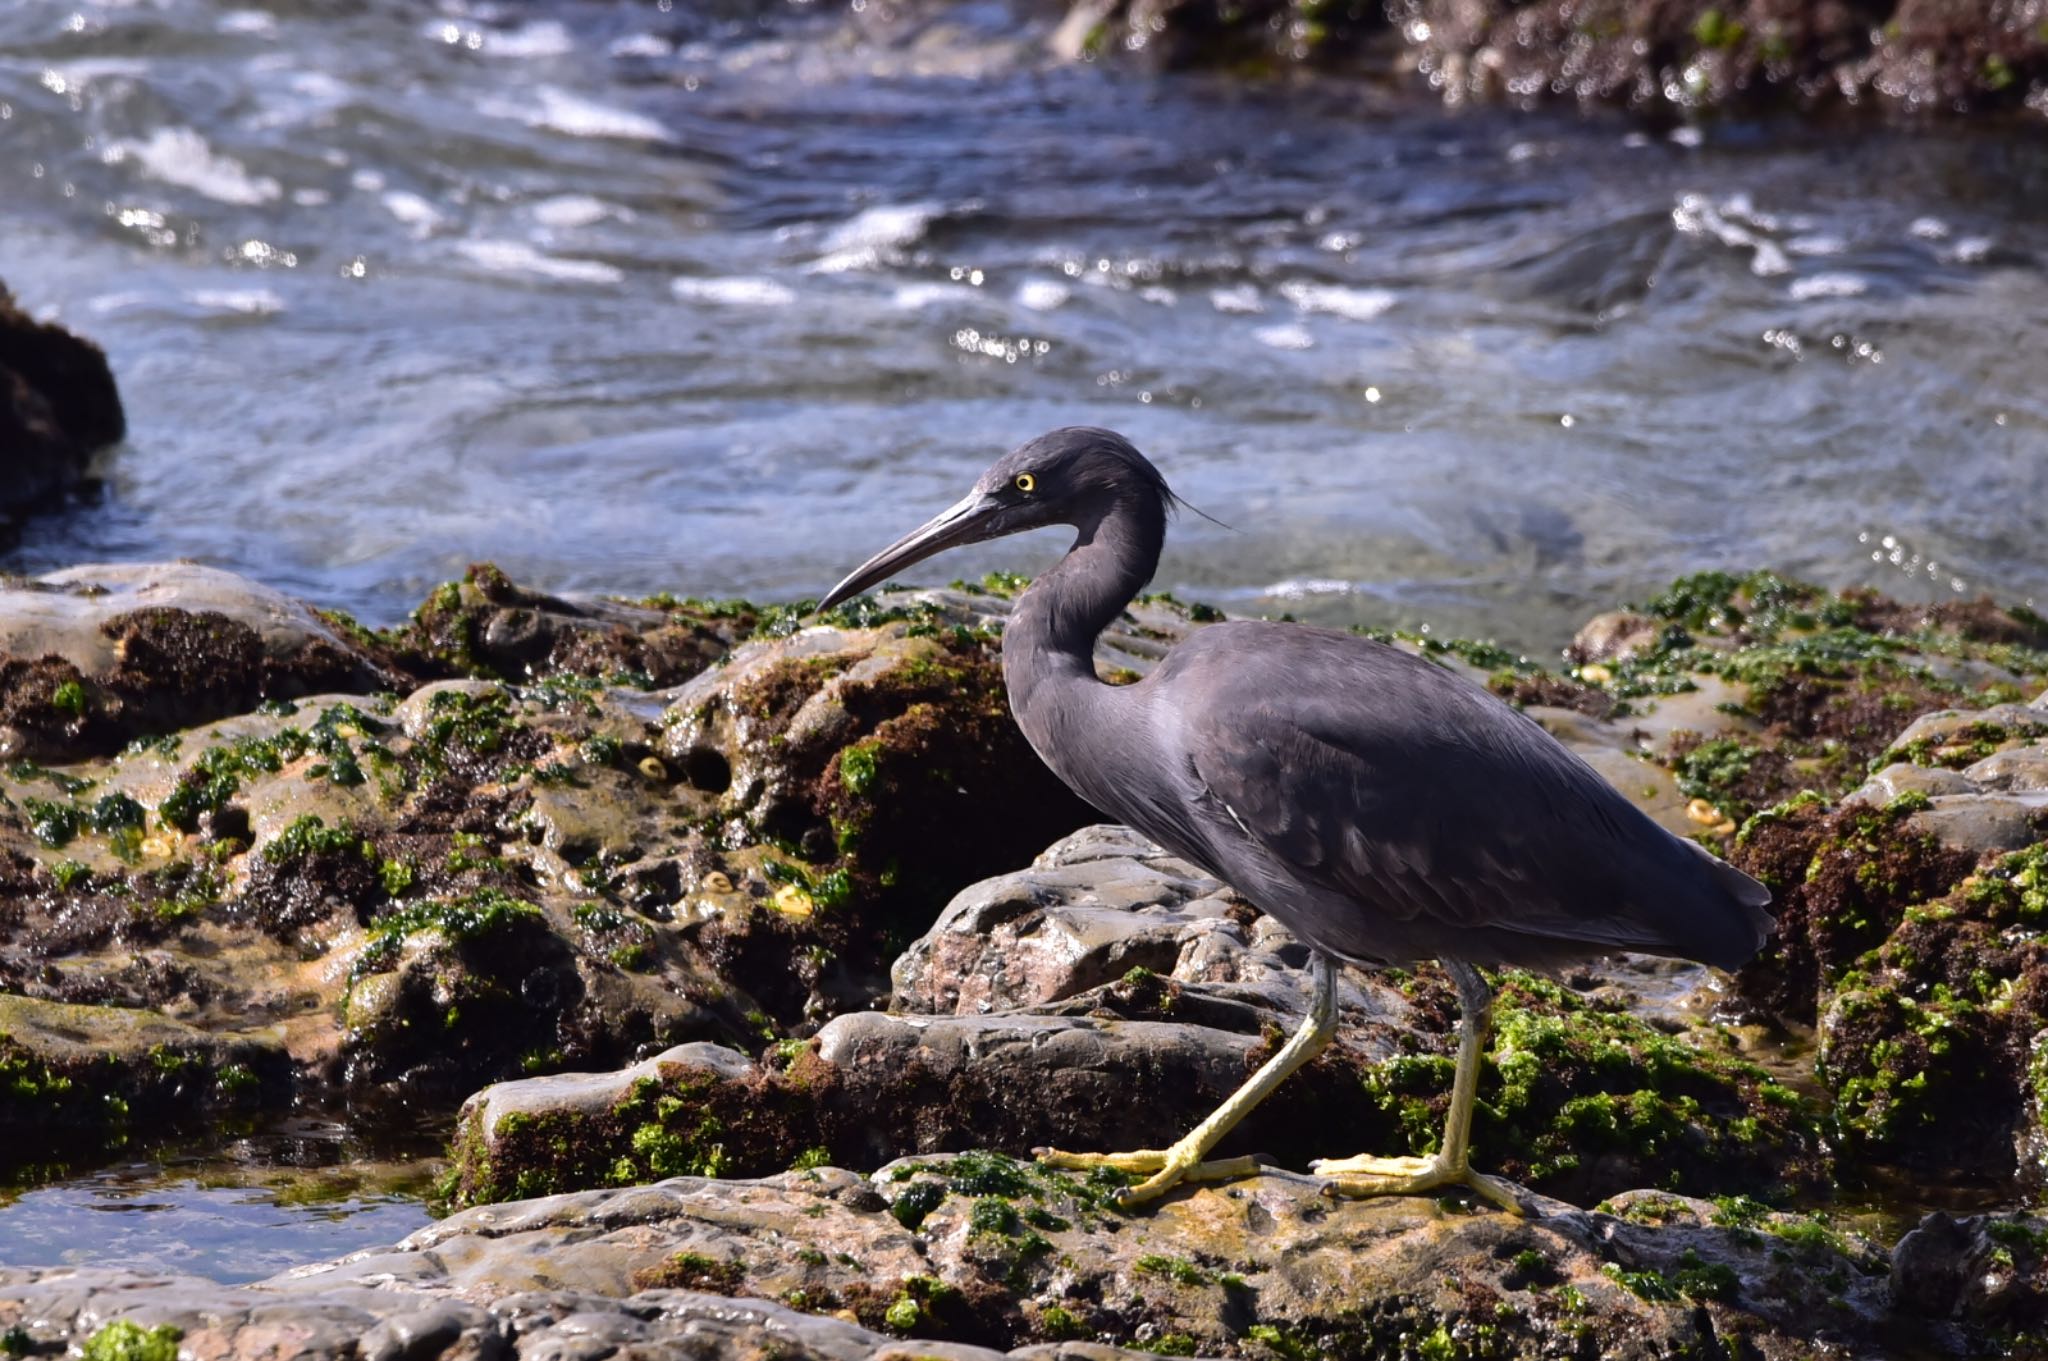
(818, 427, 1773, 1212)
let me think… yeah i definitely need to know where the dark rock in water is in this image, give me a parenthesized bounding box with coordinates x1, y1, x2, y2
(0, 992, 290, 1167)
(1892, 1210, 2048, 1349)
(1057, 0, 2048, 117)
(0, 282, 125, 541)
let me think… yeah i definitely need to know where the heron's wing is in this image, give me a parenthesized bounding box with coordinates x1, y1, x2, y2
(1169, 630, 1767, 964)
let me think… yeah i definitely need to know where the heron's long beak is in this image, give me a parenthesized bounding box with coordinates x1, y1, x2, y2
(817, 489, 1004, 612)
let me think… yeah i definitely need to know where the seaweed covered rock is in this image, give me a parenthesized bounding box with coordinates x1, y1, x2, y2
(1723, 690, 2048, 1186)
(447, 825, 1820, 1211)
(1892, 1210, 2048, 1351)
(0, 992, 288, 1172)
(0, 564, 395, 763)
(1535, 571, 2048, 837)
(2, 1160, 1940, 1360)
(0, 282, 125, 543)
(0, 567, 1224, 1178)
(363, 562, 750, 686)
(1391, 0, 2048, 116)
(1055, 0, 2048, 118)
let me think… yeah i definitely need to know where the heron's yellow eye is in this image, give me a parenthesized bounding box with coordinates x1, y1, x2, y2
(1013, 473, 1037, 493)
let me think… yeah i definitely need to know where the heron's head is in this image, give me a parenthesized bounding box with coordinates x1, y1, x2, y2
(818, 427, 1175, 610)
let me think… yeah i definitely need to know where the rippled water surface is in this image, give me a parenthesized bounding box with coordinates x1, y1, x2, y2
(3, 0, 2045, 652)
(0, 1122, 435, 1280)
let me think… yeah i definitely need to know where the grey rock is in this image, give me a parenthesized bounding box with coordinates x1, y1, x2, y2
(1963, 745, 2048, 793)
(0, 1162, 1918, 1359)
(1902, 796, 2046, 858)
(1, 562, 369, 678)
(1885, 704, 2048, 756)
(890, 824, 1412, 1031)
(1850, 763, 1978, 803)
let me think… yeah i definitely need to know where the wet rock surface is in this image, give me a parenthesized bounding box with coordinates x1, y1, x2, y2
(5, 563, 2048, 1357)
(448, 824, 1820, 1212)
(0, 283, 125, 544)
(0, 566, 1194, 1174)
(1058, 0, 2048, 118)
(2, 1158, 2021, 1360)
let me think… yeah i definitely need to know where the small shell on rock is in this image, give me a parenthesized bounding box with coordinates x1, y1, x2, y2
(771, 883, 814, 919)
(1685, 798, 1723, 826)
(1578, 664, 1613, 685)
(700, 871, 734, 894)
(637, 756, 667, 781)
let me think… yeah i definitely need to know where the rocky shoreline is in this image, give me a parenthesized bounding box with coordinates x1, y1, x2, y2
(0, 557, 2045, 1357)
(1054, 0, 2048, 120)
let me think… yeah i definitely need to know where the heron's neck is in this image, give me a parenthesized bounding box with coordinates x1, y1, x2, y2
(1003, 490, 1165, 738)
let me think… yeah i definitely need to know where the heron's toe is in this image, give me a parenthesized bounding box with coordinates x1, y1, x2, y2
(1032, 1147, 1169, 1173)
(1316, 1158, 1529, 1216)
(1309, 1153, 1436, 1178)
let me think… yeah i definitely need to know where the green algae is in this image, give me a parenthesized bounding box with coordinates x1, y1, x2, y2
(351, 888, 543, 983)
(263, 814, 374, 864)
(79, 1321, 182, 1361)
(1363, 971, 1820, 1197)
(1133, 1254, 1210, 1287)
(1967, 842, 2048, 924)
(159, 704, 386, 831)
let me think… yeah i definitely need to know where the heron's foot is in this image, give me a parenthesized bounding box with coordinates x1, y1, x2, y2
(1313, 1152, 1528, 1216)
(1035, 1146, 1266, 1208)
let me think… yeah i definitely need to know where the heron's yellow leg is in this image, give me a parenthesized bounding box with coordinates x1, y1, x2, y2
(1314, 960, 1527, 1216)
(1037, 954, 1339, 1206)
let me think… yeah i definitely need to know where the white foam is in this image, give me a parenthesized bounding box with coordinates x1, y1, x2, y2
(1785, 234, 1845, 256)
(1016, 280, 1070, 312)
(1950, 236, 1993, 264)
(1266, 578, 1356, 600)
(609, 34, 675, 58)
(892, 282, 975, 309)
(671, 276, 797, 307)
(1909, 216, 1950, 240)
(488, 86, 672, 142)
(1279, 281, 1396, 321)
(188, 287, 285, 315)
(1748, 240, 1791, 278)
(1788, 273, 1868, 301)
(1254, 324, 1314, 350)
(821, 203, 938, 257)
(487, 21, 574, 59)
(106, 127, 280, 205)
(457, 239, 624, 285)
(531, 194, 630, 228)
(1209, 284, 1263, 314)
(218, 10, 277, 36)
(382, 190, 444, 236)
(85, 292, 151, 316)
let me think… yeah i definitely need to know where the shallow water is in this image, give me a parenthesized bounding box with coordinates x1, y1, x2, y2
(1, 0, 2044, 654)
(0, 1120, 435, 1280)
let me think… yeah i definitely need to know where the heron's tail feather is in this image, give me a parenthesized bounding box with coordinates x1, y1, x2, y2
(1678, 837, 1776, 966)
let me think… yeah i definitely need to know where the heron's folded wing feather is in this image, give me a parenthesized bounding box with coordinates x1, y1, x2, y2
(1178, 674, 1703, 954)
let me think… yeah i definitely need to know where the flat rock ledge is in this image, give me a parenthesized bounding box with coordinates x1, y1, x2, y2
(3, 1158, 2042, 1359)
